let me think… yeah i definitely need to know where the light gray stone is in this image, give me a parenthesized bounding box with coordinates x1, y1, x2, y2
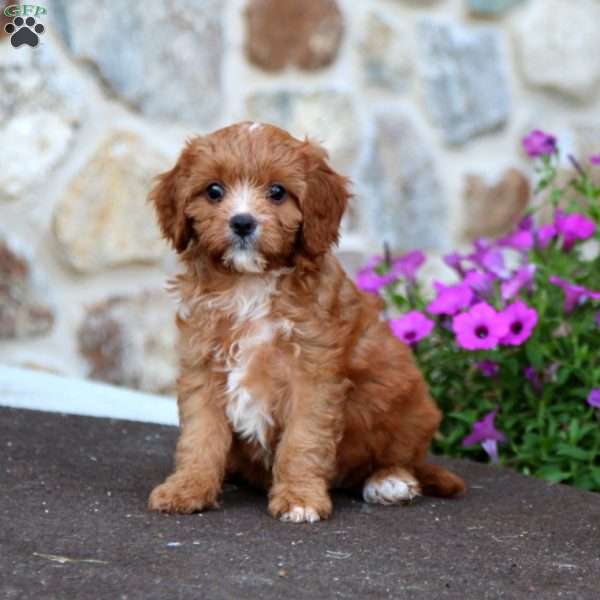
(391, 0, 440, 4)
(573, 123, 600, 185)
(78, 290, 178, 395)
(0, 40, 82, 202)
(336, 249, 369, 278)
(417, 19, 510, 145)
(52, 132, 169, 273)
(359, 11, 412, 91)
(359, 111, 447, 251)
(514, 0, 600, 101)
(246, 90, 359, 172)
(51, 0, 224, 125)
(468, 0, 523, 16)
(0, 234, 54, 339)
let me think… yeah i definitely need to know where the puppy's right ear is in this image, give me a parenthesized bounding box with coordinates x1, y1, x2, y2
(149, 163, 193, 253)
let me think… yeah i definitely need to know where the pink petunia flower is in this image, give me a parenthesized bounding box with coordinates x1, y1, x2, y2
(427, 282, 474, 316)
(476, 360, 500, 378)
(389, 311, 435, 345)
(518, 215, 534, 231)
(463, 270, 496, 299)
(537, 223, 557, 249)
(549, 276, 600, 312)
(590, 155, 600, 166)
(500, 301, 538, 346)
(356, 267, 397, 294)
(500, 264, 536, 301)
(462, 409, 506, 463)
(357, 251, 427, 294)
(498, 229, 535, 252)
(588, 389, 600, 409)
(452, 303, 509, 351)
(555, 211, 596, 251)
(469, 240, 510, 279)
(392, 250, 426, 283)
(522, 130, 557, 158)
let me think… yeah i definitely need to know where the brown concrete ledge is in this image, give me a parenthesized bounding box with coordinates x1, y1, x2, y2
(1, 406, 599, 600)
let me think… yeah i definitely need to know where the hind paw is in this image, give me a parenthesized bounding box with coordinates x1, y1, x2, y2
(363, 470, 421, 505)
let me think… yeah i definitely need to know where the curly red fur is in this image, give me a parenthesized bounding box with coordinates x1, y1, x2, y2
(148, 122, 465, 522)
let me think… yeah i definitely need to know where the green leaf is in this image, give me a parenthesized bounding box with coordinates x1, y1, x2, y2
(556, 444, 591, 461)
(536, 465, 570, 483)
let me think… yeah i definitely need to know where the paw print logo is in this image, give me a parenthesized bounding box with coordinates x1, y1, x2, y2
(4, 16, 45, 48)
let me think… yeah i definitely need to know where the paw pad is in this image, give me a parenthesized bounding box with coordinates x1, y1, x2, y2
(4, 16, 45, 48)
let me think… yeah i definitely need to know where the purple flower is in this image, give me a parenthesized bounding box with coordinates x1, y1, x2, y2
(498, 229, 534, 252)
(500, 264, 536, 301)
(427, 282, 474, 316)
(464, 270, 496, 299)
(356, 267, 396, 294)
(462, 409, 506, 463)
(555, 211, 596, 251)
(518, 215, 534, 231)
(549, 276, 600, 312)
(443, 252, 466, 277)
(537, 223, 557, 249)
(357, 251, 427, 294)
(453, 303, 509, 351)
(590, 155, 600, 166)
(524, 366, 542, 393)
(389, 311, 435, 345)
(587, 389, 600, 409)
(522, 130, 557, 158)
(476, 360, 500, 378)
(469, 241, 509, 279)
(392, 250, 426, 283)
(596, 312, 600, 328)
(500, 301, 538, 346)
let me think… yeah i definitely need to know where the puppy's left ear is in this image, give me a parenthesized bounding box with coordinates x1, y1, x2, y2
(300, 141, 351, 257)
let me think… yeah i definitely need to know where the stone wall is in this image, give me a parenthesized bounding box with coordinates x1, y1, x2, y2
(1, 0, 599, 394)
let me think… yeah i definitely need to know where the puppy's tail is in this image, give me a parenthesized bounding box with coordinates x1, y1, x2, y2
(414, 463, 466, 498)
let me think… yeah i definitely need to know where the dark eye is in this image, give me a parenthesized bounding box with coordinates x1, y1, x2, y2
(268, 184, 287, 204)
(206, 183, 225, 203)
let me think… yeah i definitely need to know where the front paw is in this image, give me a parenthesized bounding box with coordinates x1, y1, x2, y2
(148, 475, 220, 514)
(269, 487, 332, 523)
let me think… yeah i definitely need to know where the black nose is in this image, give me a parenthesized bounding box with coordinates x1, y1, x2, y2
(230, 213, 257, 238)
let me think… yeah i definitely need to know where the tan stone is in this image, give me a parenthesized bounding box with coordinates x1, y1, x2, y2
(52, 132, 168, 273)
(462, 169, 530, 240)
(78, 290, 178, 395)
(0, 235, 54, 339)
(244, 0, 344, 72)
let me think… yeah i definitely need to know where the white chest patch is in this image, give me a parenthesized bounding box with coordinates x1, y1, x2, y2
(213, 274, 292, 451)
(225, 321, 275, 450)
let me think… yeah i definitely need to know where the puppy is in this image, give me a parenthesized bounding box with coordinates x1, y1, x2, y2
(148, 122, 465, 523)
